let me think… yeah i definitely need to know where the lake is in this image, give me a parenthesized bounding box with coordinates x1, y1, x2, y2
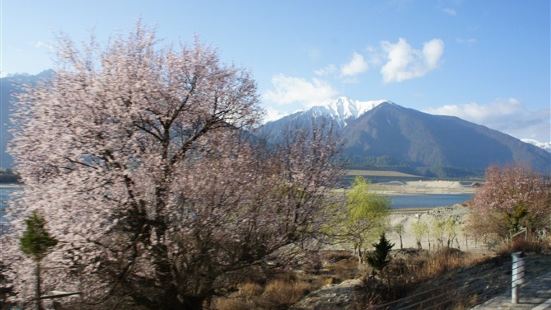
(0, 187, 473, 222)
(389, 193, 473, 209)
(0, 186, 21, 221)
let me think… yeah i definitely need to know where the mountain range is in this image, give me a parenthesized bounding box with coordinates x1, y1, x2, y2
(1, 72, 550, 178)
(0, 70, 54, 169)
(258, 97, 551, 177)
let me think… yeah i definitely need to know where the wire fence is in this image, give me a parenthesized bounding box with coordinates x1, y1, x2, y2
(369, 254, 545, 310)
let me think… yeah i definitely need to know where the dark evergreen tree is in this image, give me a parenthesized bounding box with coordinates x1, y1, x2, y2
(366, 233, 394, 275)
(20, 211, 58, 310)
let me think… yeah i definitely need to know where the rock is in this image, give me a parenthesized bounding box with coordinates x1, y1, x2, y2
(290, 278, 364, 310)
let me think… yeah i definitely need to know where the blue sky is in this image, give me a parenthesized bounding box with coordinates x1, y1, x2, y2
(1, 0, 550, 142)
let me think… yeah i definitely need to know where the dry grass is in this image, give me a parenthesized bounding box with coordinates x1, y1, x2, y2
(211, 251, 362, 309)
(261, 279, 312, 306)
(212, 278, 314, 309)
(236, 282, 263, 298)
(325, 256, 359, 282)
(496, 238, 549, 256)
(381, 248, 483, 287)
(359, 248, 488, 307)
(415, 249, 483, 280)
(212, 297, 255, 310)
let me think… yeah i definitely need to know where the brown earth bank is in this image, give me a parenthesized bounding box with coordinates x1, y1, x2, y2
(290, 247, 551, 310)
(210, 241, 551, 310)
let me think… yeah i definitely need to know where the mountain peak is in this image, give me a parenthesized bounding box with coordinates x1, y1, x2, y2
(320, 97, 389, 126)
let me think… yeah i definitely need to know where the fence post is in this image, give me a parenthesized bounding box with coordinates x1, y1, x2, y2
(511, 251, 525, 304)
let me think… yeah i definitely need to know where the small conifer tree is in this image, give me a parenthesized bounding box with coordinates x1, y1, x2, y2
(366, 233, 394, 275)
(20, 211, 58, 310)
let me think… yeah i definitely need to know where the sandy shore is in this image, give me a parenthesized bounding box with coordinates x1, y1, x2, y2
(371, 180, 476, 195)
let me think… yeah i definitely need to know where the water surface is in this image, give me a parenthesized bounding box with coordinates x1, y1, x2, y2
(0, 186, 21, 221)
(389, 193, 472, 209)
(0, 188, 473, 220)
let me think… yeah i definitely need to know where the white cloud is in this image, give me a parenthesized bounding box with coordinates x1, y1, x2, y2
(263, 107, 288, 123)
(426, 99, 521, 124)
(263, 74, 338, 107)
(340, 52, 369, 77)
(426, 99, 520, 123)
(380, 38, 444, 83)
(366, 45, 385, 66)
(442, 8, 457, 16)
(425, 98, 551, 142)
(314, 64, 337, 76)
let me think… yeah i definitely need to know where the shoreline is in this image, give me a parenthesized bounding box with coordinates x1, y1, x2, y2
(390, 204, 465, 214)
(0, 183, 23, 189)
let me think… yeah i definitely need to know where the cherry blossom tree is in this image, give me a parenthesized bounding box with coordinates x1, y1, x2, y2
(2, 23, 339, 309)
(469, 166, 551, 241)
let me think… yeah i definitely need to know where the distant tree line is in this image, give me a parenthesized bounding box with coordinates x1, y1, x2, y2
(0, 169, 19, 183)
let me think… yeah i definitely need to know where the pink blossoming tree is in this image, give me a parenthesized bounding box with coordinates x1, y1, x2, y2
(2, 23, 339, 309)
(469, 166, 551, 242)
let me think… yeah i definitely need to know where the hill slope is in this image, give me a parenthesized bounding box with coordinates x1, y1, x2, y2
(342, 103, 550, 176)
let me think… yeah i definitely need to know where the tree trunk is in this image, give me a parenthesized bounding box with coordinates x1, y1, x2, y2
(354, 244, 363, 264)
(35, 261, 43, 310)
(427, 236, 431, 251)
(399, 235, 403, 249)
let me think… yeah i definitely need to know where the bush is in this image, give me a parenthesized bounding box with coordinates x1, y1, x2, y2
(496, 238, 548, 256)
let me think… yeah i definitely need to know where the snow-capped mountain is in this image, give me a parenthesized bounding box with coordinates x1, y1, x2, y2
(323, 96, 388, 126)
(521, 139, 551, 153)
(268, 96, 389, 127)
(258, 100, 551, 177)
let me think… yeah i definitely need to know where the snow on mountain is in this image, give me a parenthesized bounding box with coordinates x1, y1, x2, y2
(263, 96, 389, 126)
(295, 96, 388, 126)
(521, 139, 551, 153)
(325, 96, 388, 125)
